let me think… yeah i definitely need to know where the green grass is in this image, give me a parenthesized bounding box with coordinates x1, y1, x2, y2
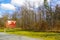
(0, 28, 4, 32)
(7, 31, 60, 40)
(0, 28, 60, 40)
(5, 29, 60, 40)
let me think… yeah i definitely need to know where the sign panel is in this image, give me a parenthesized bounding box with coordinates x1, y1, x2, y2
(6, 20, 16, 28)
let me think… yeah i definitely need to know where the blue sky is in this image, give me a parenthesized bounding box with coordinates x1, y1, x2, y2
(0, 0, 60, 17)
(0, 0, 11, 3)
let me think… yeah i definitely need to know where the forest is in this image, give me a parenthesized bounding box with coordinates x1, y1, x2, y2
(0, 0, 60, 32)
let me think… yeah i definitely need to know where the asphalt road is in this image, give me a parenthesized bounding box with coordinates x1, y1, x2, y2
(0, 32, 42, 40)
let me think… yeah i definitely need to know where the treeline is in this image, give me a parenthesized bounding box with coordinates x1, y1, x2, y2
(0, 0, 60, 32)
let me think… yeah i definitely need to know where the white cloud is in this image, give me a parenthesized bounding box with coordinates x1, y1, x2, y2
(47, 0, 50, 6)
(11, 0, 25, 6)
(29, 0, 43, 4)
(11, 0, 44, 7)
(0, 15, 2, 18)
(30, 0, 44, 8)
(57, 1, 60, 5)
(0, 12, 2, 18)
(1, 3, 16, 10)
(47, 0, 50, 2)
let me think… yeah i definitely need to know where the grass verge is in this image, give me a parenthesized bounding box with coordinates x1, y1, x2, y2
(7, 31, 60, 40)
(0, 28, 60, 40)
